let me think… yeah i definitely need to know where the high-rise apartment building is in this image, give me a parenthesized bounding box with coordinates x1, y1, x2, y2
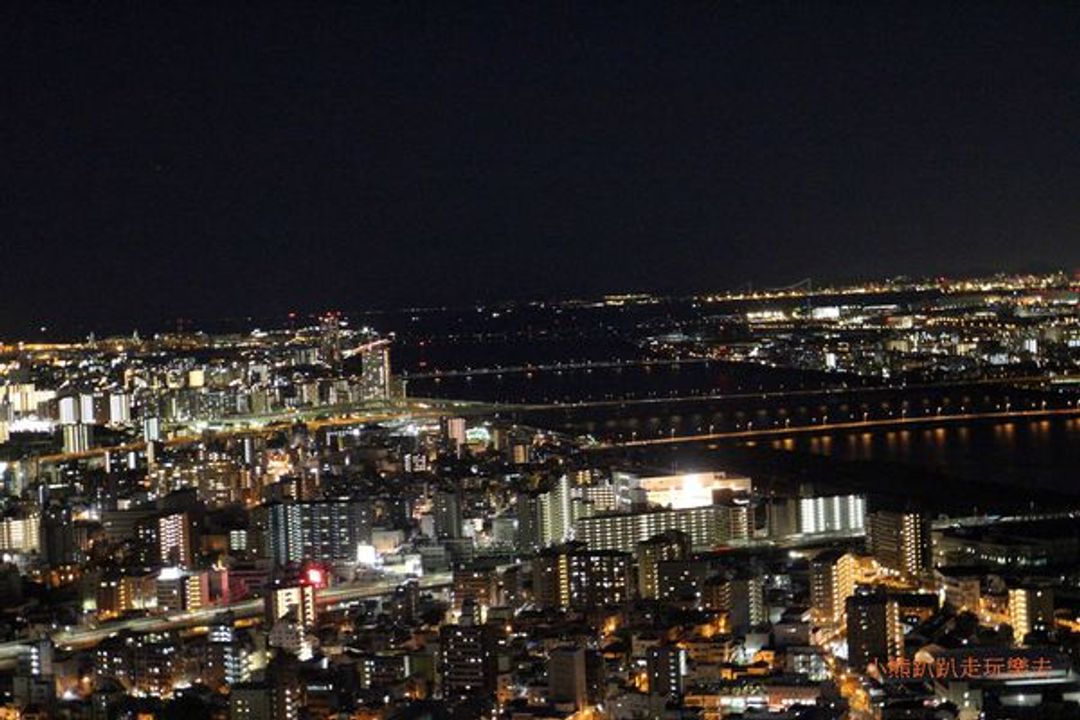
(359, 340, 391, 400)
(268, 499, 373, 566)
(636, 530, 691, 599)
(434, 490, 464, 540)
(532, 545, 632, 610)
(575, 503, 750, 553)
(703, 572, 766, 636)
(867, 510, 931, 578)
(158, 512, 193, 567)
(1008, 586, 1055, 645)
(846, 590, 902, 672)
(440, 612, 498, 702)
(646, 645, 688, 698)
(810, 550, 856, 624)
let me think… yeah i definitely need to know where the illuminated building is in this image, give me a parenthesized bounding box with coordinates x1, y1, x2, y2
(515, 492, 543, 552)
(703, 572, 766, 636)
(766, 494, 866, 538)
(13, 639, 54, 709)
(925, 648, 1076, 715)
(80, 392, 99, 423)
(358, 339, 391, 400)
(130, 632, 182, 697)
(387, 579, 420, 624)
(452, 561, 499, 612)
(511, 442, 530, 464)
(17, 638, 53, 678)
(62, 423, 93, 453)
(156, 567, 208, 611)
(267, 582, 317, 630)
(40, 503, 79, 567)
(936, 570, 981, 612)
(532, 544, 632, 610)
(657, 559, 710, 608)
(540, 474, 575, 546)
(785, 646, 830, 681)
(230, 684, 273, 720)
(108, 392, 131, 425)
(810, 549, 856, 624)
(516, 475, 590, 549)
(1008, 586, 1055, 644)
(58, 395, 79, 425)
(1, 383, 43, 415)
(433, 490, 463, 539)
(798, 494, 865, 535)
(439, 609, 498, 703)
(268, 618, 312, 660)
(934, 517, 1080, 568)
(636, 530, 691, 599)
(267, 499, 373, 566)
(94, 634, 133, 687)
(0, 511, 40, 554)
(206, 612, 253, 688)
(845, 590, 902, 672)
(231, 657, 301, 720)
(574, 502, 750, 553)
(646, 645, 687, 697)
(490, 515, 517, 548)
(157, 512, 193, 567)
(354, 650, 413, 693)
(613, 470, 751, 510)
(867, 510, 931, 578)
(95, 572, 157, 615)
(445, 416, 467, 454)
(143, 416, 161, 442)
(318, 312, 343, 367)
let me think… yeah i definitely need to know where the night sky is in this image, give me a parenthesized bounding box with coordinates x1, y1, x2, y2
(4, 2, 1080, 337)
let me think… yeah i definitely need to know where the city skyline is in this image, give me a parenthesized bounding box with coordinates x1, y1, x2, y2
(4, 5, 1080, 719)
(1, 268, 1077, 341)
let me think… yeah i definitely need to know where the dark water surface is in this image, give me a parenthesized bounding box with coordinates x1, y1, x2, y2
(417, 358, 1079, 500)
(750, 417, 1080, 495)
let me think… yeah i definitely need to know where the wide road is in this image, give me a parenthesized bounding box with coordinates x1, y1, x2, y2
(0, 572, 451, 665)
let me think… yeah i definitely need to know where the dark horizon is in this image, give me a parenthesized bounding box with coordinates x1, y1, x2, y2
(3, 263, 1072, 343)
(5, 2, 1080, 338)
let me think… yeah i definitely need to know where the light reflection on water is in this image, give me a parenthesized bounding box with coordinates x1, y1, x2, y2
(757, 417, 1080, 494)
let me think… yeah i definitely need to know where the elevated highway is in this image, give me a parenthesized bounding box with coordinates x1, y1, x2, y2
(0, 572, 451, 666)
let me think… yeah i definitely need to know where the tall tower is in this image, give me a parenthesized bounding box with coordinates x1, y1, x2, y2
(157, 512, 193, 567)
(867, 510, 931, 578)
(318, 312, 342, 368)
(810, 550, 856, 624)
(359, 339, 391, 400)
